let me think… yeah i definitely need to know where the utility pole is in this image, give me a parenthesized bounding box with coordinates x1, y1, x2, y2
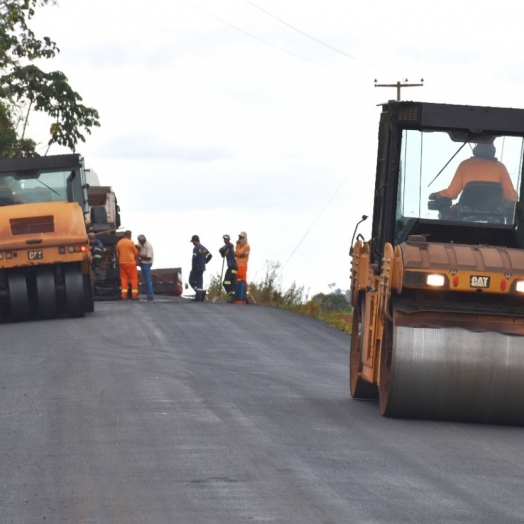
(374, 79, 424, 101)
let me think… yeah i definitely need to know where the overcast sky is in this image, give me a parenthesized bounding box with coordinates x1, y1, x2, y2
(26, 0, 524, 297)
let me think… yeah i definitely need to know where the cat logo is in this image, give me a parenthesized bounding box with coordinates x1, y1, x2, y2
(470, 276, 490, 288)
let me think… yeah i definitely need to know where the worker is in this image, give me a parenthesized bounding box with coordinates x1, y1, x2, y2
(116, 230, 140, 300)
(219, 234, 238, 301)
(189, 235, 212, 302)
(88, 232, 105, 276)
(430, 143, 517, 201)
(235, 231, 250, 283)
(137, 234, 154, 301)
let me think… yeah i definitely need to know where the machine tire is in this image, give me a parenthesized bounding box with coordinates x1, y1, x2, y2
(36, 268, 58, 320)
(64, 264, 85, 318)
(350, 294, 379, 400)
(8, 272, 30, 322)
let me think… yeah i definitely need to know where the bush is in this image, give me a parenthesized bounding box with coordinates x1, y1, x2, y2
(311, 292, 350, 313)
(248, 261, 305, 307)
(207, 272, 225, 301)
(208, 259, 353, 334)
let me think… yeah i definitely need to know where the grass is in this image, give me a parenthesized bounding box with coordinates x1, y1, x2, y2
(208, 260, 353, 334)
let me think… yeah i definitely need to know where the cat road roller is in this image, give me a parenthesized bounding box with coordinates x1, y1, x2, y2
(350, 100, 524, 424)
(0, 154, 93, 321)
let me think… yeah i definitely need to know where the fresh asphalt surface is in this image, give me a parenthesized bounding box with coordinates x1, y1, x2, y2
(1, 298, 524, 523)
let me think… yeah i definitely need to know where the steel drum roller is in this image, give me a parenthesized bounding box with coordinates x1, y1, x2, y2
(380, 320, 524, 424)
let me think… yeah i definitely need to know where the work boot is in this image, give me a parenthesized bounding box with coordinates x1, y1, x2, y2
(201, 290, 206, 302)
(194, 291, 202, 301)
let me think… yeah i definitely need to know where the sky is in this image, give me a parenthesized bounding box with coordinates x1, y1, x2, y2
(24, 0, 524, 297)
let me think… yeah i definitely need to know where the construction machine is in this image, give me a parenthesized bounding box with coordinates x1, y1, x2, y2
(87, 183, 123, 299)
(86, 181, 183, 299)
(0, 154, 93, 321)
(350, 100, 524, 424)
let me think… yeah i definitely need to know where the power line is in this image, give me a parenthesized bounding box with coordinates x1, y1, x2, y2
(280, 170, 352, 271)
(242, 0, 378, 68)
(183, 0, 337, 71)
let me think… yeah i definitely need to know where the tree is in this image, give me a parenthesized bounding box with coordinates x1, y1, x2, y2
(0, 0, 100, 157)
(0, 100, 17, 156)
(312, 292, 350, 313)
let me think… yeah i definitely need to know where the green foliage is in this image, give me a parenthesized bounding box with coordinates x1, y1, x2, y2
(3, 66, 100, 150)
(207, 271, 226, 301)
(0, 1, 59, 70)
(293, 301, 353, 335)
(211, 259, 353, 334)
(0, 0, 100, 157)
(0, 99, 36, 157)
(318, 312, 353, 334)
(249, 261, 304, 307)
(0, 100, 16, 156)
(310, 292, 350, 313)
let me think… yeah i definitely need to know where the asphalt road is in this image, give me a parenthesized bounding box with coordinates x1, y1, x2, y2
(1, 298, 524, 523)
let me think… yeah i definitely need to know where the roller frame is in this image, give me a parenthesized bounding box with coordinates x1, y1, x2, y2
(350, 294, 379, 400)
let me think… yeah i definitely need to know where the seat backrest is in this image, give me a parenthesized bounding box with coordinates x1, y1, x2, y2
(458, 182, 504, 212)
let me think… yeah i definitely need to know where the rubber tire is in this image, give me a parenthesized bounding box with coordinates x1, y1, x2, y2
(8, 272, 30, 322)
(64, 264, 85, 318)
(36, 268, 57, 320)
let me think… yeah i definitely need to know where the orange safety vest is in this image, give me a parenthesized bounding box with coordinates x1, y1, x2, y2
(440, 157, 517, 201)
(116, 237, 139, 264)
(235, 242, 250, 267)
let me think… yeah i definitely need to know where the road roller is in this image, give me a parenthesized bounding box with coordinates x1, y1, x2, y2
(350, 100, 524, 424)
(0, 154, 93, 321)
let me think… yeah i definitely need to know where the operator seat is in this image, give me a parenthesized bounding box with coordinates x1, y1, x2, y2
(456, 182, 506, 223)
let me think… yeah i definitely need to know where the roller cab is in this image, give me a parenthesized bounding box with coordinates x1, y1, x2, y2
(0, 155, 93, 321)
(350, 101, 524, 423)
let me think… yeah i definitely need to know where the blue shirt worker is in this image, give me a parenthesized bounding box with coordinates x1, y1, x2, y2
(88, 232, 105, 276)
(189, 235, 212, 302)
(137, 234, 155, 301)
(219, 234, 238, 300)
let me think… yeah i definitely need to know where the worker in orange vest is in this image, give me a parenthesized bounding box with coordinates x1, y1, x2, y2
(430, 143, 517, 201)
(235, 231, 250, 283)
(116, 230, 140, 300)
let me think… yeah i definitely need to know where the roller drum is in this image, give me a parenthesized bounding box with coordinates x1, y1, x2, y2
(381, 321, 524, 424)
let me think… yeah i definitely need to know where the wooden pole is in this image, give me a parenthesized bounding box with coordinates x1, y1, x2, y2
(374, 79, 424, 101)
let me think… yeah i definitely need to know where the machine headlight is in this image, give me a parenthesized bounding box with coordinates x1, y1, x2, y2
(427, 274, 445, 287)
(516, 281, 524, 293)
